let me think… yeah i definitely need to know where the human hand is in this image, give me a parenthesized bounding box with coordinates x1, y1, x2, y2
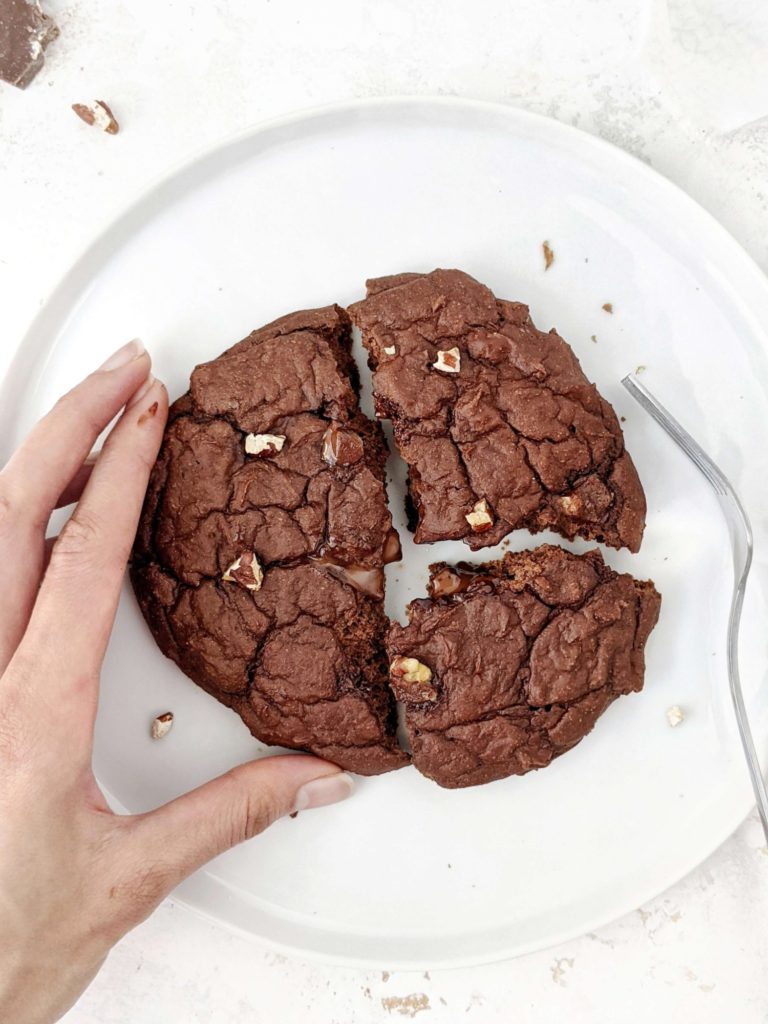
(0, 340, 353, 1024)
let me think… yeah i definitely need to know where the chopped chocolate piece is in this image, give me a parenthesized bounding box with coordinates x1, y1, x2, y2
(131, 305, 407, 776)
(0, 0, 58, 89)
(349, 269, 647, 552)
(322, 421, 365, 466)
(388, 545, 661, 788)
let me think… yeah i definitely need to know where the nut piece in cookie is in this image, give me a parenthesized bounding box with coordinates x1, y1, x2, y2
(387, 545, 661, 788)
(432, 347, 461, 373)
(222, 552, 264, 591)
(389, 656, 438, 703)
(465, 498, 494, 533)
(244, 433, 286, 457)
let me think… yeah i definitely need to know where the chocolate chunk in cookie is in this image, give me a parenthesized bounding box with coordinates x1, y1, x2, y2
(387, 546, 660, 788)
(349, 269, 646, 552)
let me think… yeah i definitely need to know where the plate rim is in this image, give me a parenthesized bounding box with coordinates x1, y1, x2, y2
(2, 94, 764, 968)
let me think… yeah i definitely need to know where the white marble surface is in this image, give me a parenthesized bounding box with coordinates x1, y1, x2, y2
(1, 1, 767, 1020)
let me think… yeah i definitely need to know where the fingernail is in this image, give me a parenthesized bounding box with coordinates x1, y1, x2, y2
(293, 772, 354, 813)
(127, 374, 156, 408)
(84, 448, 101, 465)
(98, 338, 145, 372)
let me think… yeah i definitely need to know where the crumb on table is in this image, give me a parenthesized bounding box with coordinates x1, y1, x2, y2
(666, 705, 685, 728)
(150, 711, 174, 739)
(72, 99, 120, 134)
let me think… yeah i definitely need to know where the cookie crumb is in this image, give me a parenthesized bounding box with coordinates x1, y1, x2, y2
(666, 705, 685, 727)
(381, 993, 430, 1017)
(635, 364, 646, 375)
(591, 335, 597, 343)
(602, 302, 613, 314)
(542, 241, 555, 271)
(72, 100, 120, 134)
(620, 415, 626, 422)
(150, 711, 174, 739)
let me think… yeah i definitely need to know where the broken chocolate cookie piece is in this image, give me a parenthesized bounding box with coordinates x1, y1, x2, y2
(131, 305, 407, 775)
(0, 0, 58, 89)
(387, 545, 660, 788)
(349, 268, 647, 552)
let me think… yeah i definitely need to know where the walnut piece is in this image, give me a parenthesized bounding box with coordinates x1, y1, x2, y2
(222, 552, 264, 591)
(72, 100, 120, 135)
(465, 498, 493, 532)
(244, 433, 286, 457)
(558, 494, 582, 516)
(432, 347, 461, 374)
(151, 712, 174, 740)
(389, 656, 438, 703)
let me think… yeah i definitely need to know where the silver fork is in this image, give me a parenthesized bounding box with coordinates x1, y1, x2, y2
(622, 374, 768, 843)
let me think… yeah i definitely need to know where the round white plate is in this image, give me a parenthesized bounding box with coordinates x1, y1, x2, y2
(2, 98, 767, 969)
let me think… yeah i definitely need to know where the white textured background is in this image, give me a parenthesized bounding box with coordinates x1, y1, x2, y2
(2, 1, 768, 1021)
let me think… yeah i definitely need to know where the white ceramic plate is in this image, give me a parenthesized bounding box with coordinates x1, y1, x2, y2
(2, 98, 767, 969)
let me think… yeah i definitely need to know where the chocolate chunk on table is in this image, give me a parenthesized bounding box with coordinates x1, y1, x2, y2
(387, 545, 661, 788)
(131, 305, 407, 776)
(0, 0, 58, 89)
(349, 268, 647, 552)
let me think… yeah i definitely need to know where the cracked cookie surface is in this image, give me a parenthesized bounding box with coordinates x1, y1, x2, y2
(349, 269, 647, 552)
(387, 546, 660, 788)
(131, 305, 407, 775)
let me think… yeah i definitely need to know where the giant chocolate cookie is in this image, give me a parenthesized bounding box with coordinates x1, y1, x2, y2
(131, 305, 408, 775)
(349, 269, 646, 552)
(387, 546, 661, 788)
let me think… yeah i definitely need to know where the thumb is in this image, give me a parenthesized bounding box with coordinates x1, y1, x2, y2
(124, 754, 353, 893)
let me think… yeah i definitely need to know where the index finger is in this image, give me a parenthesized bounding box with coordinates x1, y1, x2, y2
(0, 342, 151, 675)
(12, 376, 169, 715)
